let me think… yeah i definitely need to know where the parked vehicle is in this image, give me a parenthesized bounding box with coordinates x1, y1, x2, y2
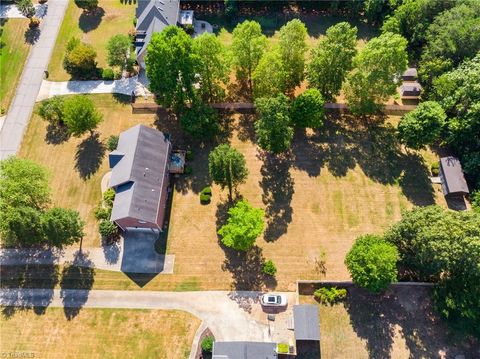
(261, 293, 288, 307)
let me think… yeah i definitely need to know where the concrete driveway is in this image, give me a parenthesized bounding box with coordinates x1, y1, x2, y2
(0, 289, 296, 343)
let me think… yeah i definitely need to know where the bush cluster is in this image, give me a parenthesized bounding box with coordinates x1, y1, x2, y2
(314, 287, 347, 305)
(201, 336, 214, 353)
(200, 186, 212, 204)
(262, 260, 277, 276)
(102, 68, 115, 81)
(430, 162, 440, 176)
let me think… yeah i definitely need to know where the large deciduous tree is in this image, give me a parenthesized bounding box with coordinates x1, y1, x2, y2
(278, 19, 308, 93)
(252, 49, 286, 99)
(290, 88, 325, 129)
(62, 95, 103, 137)
(63, 39, 97, 79)
(307, 22, 357, 102)
(192, 33, 229, 103)
(41, 208, 85, 248)
(344, 32, 408, 115)
(218, 199, 264, 251)
(180, 102, 219, 140)
(0, 157, 84, 248)
(74, 0, 99, 12)
(419, 2, 480, 85)
(345, 234, 399, 293)
(231, 20, 267, 95)
(17, 0, 35, 18)
(384, 206, 480, 336)
(208, 144, 248, 200)
(431, 54, 480, 188)
(255, 94, 293, 154)
(397, 101, 446, 150)
(106, 34, 131, 70)
(146, 26, 198, 113)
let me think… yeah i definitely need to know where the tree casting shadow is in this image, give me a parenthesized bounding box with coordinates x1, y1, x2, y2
(75, 132, 105, 180)
(79, 7, 105, 33)
(259, 151, 294, 242)
(45, 123, 70, 145)
(59, 251, 95, 320)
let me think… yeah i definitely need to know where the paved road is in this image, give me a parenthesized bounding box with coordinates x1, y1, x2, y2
(0, 0, 68, 160)
(0, 289, 286, 343)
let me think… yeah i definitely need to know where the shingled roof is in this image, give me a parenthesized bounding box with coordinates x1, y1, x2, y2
(440, 156, 469, 196)
(109, 125, 171, 227)
(135, 0, 180, 61)
(294, 305, 321, 341)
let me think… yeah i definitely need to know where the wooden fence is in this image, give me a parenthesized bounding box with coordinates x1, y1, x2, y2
(132, 102, 416, 116)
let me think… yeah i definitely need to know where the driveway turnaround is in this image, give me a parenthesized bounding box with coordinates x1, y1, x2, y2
(0, 0, 68, 160)
(0, 289, 297, 343)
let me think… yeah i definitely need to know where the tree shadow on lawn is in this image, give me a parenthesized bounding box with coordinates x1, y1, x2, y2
(74, 132, 105, 180)
(79, 7, 105, 33)
(45, 123, 71, 145)
(343, 285, 478, 359)
(259, 151, 294, 242)
(292, 114, 435, 206)
(216, 200, 277, 294)
(59, 251, 95, 320)
(0, 248, 60, 318)
(24, 27, 40, 45)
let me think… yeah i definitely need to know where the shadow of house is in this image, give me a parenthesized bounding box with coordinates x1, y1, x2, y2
(75, 132, 105, 179)
(79, 7, 105, 33)
(59, 251, 95, 320)
(259, 152, 294, 242)
(0, 248, 60, 318)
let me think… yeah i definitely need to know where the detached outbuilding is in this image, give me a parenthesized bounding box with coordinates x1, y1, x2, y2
(108, 125, 172, 231)
(402, 68, 418, 81)
(439, 156, 469, 197)
(400, 82, 422, 99)
(212, 342, 277, 359)
(294, 304, 321, 356)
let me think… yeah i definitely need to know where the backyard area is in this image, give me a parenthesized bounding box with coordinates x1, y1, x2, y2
(16, 94, 446, 291)
(0, 307, 199, 358)
(300, 286, 478, 358)
(0, 18, 31, 112)
(47, 0, 136, 81)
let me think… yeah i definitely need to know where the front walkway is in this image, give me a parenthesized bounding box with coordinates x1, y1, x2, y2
(0, 0, 69, 160)
(36, 74, 151, 102)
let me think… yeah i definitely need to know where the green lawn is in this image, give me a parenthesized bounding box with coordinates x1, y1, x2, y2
(1, 308, 200, 359)
(0, 19, 31, 112)
(48, 0, 136, 81)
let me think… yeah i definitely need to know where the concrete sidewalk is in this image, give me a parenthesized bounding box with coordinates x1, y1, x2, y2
(0, 0, 68, 160)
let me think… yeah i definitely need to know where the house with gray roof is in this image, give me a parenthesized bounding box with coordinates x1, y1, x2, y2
(135, 0, 181, 68)
(212, 341, 277, 359)
(439, 156, 469, 197)
(108, 125, 172, 231)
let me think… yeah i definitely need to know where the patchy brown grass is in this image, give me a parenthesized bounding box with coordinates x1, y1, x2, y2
(300, 286, 478, 359)
(17, 95, 445, 291)
(0, 308, 200, 359)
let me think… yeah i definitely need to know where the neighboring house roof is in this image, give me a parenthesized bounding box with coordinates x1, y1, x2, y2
(293, 305, 321, 341)
(440, 156, 469, 196)
(400, 82, 422, 97)
(135, 0, 180, 60)
(402, 67, 418, 80)
(109, 125, 171, 225)
(212, 341, 277, 359)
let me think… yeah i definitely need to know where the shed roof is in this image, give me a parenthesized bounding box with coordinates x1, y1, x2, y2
(402, 68, 418, 79)
(400, 82, 422, 96)
(109, 125, 171, 225)
(294, 305, 321, 341)
(212, 341, 277, 359)
(135, 0, 180, 58)
(440, 156, 469, 195)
